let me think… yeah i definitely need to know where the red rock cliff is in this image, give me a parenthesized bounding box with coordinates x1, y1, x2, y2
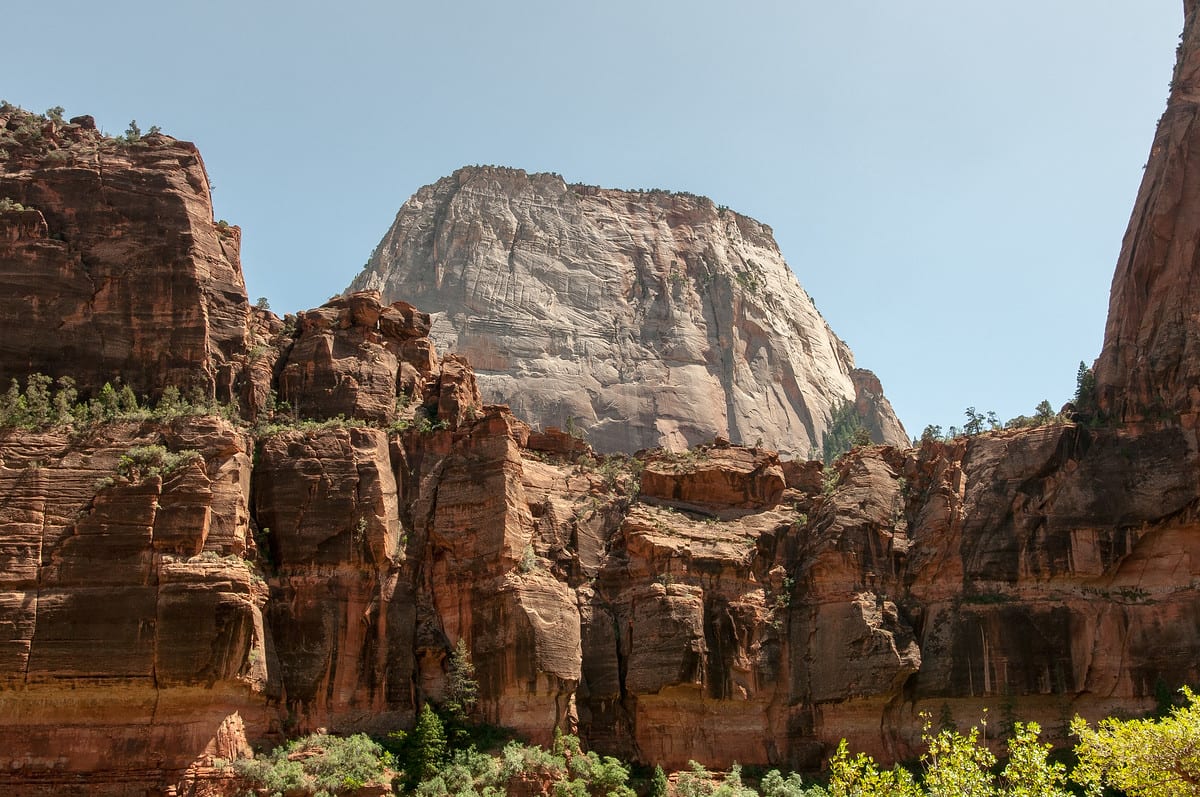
(1095, 2, 1200, 421)
(0, 107, 251, 404)
(4, 10, 1200, 787)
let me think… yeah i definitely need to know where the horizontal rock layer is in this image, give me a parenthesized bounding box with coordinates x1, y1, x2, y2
(0, 108, 252, 405)
(5, 10, 1200, 785)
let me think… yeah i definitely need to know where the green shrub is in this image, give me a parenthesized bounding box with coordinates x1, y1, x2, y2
(116, 445, 201, 482)
(233, 732, 387, 797)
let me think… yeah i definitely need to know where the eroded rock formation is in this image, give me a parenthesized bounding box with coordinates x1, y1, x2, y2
(3, 5, 1200, 787)
(0, 417, 273, 794)
(348, 168, 907, 456)
(1095, 1, 1200, 423)
(0, 108, 252, 405)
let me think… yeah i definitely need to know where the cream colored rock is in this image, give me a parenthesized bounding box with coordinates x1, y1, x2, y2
(350, 167, 907, 456)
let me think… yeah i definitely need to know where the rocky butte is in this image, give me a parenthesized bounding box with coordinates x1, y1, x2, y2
(348, 168, 908, 456)
(0, 3, 1199, 791)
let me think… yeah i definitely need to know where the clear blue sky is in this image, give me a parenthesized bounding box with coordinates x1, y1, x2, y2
(4, 1, 1182, 439)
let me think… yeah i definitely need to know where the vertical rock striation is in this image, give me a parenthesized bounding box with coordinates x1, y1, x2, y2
(1095, 3, 1200, 422)
(0, 108, 251, 404)
(349, 168, 907, 456)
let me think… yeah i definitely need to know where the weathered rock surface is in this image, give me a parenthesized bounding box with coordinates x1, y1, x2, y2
(0, 417, 274, 794)
(348, 167, 907, 457)
(1095, 2, 1200, 423)
(7, 9, 1200, 787)
(0, 106, 253, 405)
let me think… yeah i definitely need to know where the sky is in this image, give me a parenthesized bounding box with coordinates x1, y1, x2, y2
(4, 1, 1183, 439)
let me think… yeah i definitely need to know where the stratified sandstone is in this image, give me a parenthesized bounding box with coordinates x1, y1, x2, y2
(0, 107, 252, 405)
(349, 168, 907, 456)
(7, 6, 1200, 786)
(0, 417, 273, 795)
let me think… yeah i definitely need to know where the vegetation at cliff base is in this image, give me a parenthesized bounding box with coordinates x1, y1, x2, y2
(231, 732, 389, 796)
(225, 688, 1200, 795)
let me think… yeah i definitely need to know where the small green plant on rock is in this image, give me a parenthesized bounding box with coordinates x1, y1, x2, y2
(822, 466, 840, 495)
(116, 445, 201, 483)
(518, 544, 538, 573)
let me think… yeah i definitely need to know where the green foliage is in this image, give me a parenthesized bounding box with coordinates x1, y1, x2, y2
(821, 465, 840, 496)
(445, 638, 479, 722)
(409, 704, 449, 785)
(1074, 361, 1097, 416)
(921, 723, 995, 797)
(1072, 687, 1200, 796)
(45, 106, 65, 123)
(676, 760, 719, 797)
(232, 732, 388, 796)
(826, 739, 922, 797)
(219, 705, 1200, 797)
(1000, 722, 1070, 797)
(760, 768, 828, 796)
(115, 445, 201, 483)
(650, 764, 670, 797)
(962, 407, 1000, 437)
(255, 296, 271, 310)
(0, 374, 238, 431)
(518, 543, 538, 573)
(822, 401, 868, 462)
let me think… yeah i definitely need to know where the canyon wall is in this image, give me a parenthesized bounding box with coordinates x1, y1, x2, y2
(348, 168, 907, 457)
(1095, 1, 1200, 424)
(0, 109, 251, 405)
(2, 7, 1200, 787)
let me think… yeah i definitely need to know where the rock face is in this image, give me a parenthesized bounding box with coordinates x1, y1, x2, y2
(1095, 2, 1200, 423)
(0, 417, 274, 794)
(348, 168, 907, 457)
(5, 10, 1200, 789)
(0, 106, 253, 405)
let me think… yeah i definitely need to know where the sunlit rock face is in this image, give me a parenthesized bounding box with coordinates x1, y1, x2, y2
(0, 107, 251, 404)
(1095, 2, 1200, 425)
(11, 4, 1200, 785)
(350, 166, 907, 457)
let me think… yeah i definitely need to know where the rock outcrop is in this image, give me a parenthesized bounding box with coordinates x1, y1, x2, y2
(0, 416, 274, 794)
(5, 6, 1200, 788)
(348, 169, 907, 457)
(1095, 2, 1200, 423)
(0, 106, 253, 405)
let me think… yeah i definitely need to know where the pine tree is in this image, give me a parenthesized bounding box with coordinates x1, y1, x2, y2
(410, 704, 447, 784)
(649, 764, 669, 797)
(445, 638, 478, 721)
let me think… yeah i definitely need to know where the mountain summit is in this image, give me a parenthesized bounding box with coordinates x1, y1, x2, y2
(350, 167, 907, 455)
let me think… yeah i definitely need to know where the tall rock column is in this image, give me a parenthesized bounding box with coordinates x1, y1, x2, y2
(1095, 2, 1200, 423)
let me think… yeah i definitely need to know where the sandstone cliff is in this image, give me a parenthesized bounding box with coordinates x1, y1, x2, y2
(348, 169, 907, 457)
(0, 106, 253, 406)
(3, 8, 1200, 789)
(1094, 2, 1200, 424)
